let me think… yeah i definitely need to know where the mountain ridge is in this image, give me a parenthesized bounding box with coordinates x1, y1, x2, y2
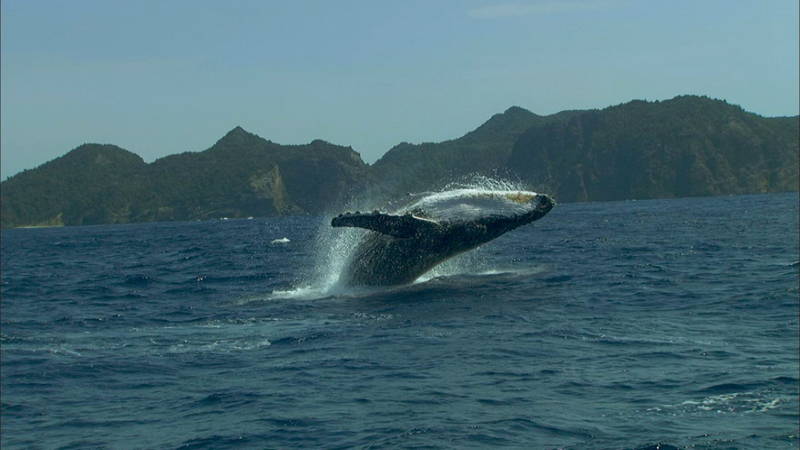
(2, 95, 797, 228)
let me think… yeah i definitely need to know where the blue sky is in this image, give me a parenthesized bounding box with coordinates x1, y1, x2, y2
(2, 0, 798, 179)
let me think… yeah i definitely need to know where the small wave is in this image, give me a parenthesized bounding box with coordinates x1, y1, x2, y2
(695, 382, 760, 395)
(771, 376, 799, 384)
(123, 274, 154, 285)
(266, 276, 450, 301)
(4, 344, 86, 358)
(542, 274, 572, 283)
(267, 285, 334, 301)
(177, 433, 271, 449)
(194, 390, 263, 407)
(351, 311, 394, 321)
(582, 332, 719, 347)
(256, 417, 325, 428)
(195, 273, 269, 284)
(58, 440, 117, 450)
(56, 417, 156, 429)
(632, 444, 682, 450)
(417, 257, 548, 283)
(480, 417, 594, 440)
(0, 403, 34, 418)
(166, 337, 271, 354)
(652, 390, 791, 414)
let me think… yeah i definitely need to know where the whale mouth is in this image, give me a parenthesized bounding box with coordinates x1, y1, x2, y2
(535, 194, 555, 212)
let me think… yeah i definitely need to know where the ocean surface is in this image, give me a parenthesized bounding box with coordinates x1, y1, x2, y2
(1, 192, 798, 449)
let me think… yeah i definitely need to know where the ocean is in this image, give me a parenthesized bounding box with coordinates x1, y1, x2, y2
(1, 192, 798, 449)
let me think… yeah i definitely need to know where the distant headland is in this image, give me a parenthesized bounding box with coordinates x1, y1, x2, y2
(1, 95, 797, 228)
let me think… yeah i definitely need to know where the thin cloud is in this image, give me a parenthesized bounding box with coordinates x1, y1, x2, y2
(468, 0, 616, 19)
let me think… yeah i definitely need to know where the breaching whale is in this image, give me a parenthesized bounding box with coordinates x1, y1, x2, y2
(331, 189, 555, 286)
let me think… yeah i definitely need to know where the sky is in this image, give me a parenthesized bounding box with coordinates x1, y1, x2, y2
(1, 0, 798, 180)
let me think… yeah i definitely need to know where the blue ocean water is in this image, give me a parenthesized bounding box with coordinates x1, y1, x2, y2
(1, 192, 798, 449)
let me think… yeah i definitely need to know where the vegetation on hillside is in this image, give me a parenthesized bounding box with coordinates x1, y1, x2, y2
(1, 128, 372, 227)
(508, 96, 799, 201)
(1, 96, 797, 227)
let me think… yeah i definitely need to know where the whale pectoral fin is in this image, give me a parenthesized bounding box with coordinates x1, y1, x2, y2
(331, 212, 440, 238)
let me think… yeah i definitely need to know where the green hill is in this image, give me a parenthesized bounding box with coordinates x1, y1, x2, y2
(371, 106, 581, 195)
(141, 127, 372, 222)
(506, 96, 799, 202)
(1, 128, 371, 227)
(1, 95, 797, 228)
(1, 144, 148, 227)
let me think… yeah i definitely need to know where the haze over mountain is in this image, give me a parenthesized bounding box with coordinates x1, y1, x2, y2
(1, 95, 797, 228)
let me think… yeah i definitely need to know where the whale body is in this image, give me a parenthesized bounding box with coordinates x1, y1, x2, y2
(331, 189, 555, 286)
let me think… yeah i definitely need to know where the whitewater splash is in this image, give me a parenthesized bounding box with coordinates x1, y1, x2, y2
(273, 177, 539, 299)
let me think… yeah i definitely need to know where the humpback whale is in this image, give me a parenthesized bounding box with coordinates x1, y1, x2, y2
(331, 189, 555, 286)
